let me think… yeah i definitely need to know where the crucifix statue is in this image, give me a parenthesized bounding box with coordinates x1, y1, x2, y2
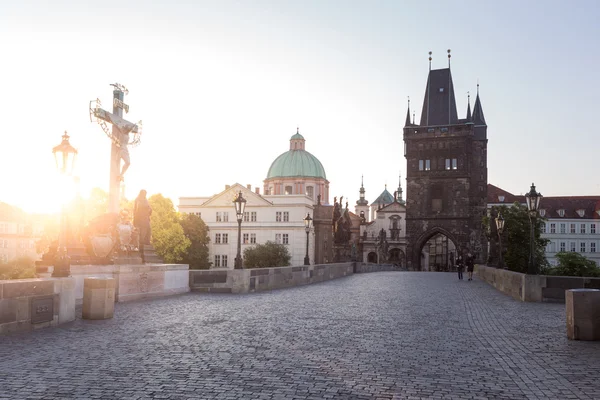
(90, 83, 142, 214)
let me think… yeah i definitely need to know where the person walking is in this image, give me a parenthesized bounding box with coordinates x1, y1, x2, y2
(456, 255, 464, 280)
(466, 253, 475, 281)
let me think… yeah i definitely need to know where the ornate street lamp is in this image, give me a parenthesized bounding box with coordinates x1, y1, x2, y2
(233, 191, 247, 269)
(51, 131, 78, 278)
(495, 211, 505, 269)
(304, 213, 313, 265)
(525, 183, 542, 275)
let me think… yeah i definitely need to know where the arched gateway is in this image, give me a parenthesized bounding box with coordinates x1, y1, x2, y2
(403, 60, 488, 270)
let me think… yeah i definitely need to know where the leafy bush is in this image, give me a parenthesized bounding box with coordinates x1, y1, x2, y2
(0, 256, 37, 280)
(546, 252, 600, 277)
(243, 241, 291, 268)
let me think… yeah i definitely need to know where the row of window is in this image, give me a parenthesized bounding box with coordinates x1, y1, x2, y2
(418, 158, 458, 171)
(215, 211, 291, 222)
(215, 233, 289, 245)
(265, 186, 315, 198)
(547, 241, 598, 253)
(542, 223, 598, 234)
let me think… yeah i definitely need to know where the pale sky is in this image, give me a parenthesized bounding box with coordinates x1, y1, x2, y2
(1, 1, 599, 214)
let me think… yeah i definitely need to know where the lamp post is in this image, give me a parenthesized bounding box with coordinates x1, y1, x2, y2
(525, 183, 542, 275)
(304, 213, 312, 265)
(51, 131, 78, 277)
(495, 211, 505, 269)
(233, 191, 247, 269)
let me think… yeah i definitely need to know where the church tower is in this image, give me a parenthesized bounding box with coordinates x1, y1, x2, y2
(355, 175, 370, 222)
(403, 51, 488, 270)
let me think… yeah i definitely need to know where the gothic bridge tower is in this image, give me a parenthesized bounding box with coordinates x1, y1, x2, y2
(404, 51, 488, 270)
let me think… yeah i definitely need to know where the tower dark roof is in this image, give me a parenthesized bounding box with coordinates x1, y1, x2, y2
(419, 68, 458, 126)
(466, 97, 472, 121)
(405, 105, 411, 127)
(472, 93, 486, 126)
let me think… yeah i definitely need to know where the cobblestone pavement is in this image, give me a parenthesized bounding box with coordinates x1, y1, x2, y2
(1, 272, 600, 400)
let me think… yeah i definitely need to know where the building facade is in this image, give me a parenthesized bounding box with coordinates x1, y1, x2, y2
(403, 61, 488, 270)
(488, 184, 600, 267)
(179, 183, 315, 268)
(0, 203, 44, 263)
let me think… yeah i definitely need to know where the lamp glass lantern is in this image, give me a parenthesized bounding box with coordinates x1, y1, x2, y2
(234, 191, 247, 222)
(495, 212, 505, 234)
(52, 131, 78, 175)
(525, 183, 542, 214)
(304, 212, 313, 233)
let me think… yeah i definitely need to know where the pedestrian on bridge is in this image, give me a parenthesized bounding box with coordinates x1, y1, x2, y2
(466, 253, 475, 281)
(456, 256, 464, 280)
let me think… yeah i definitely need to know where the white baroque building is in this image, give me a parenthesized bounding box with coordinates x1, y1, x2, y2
(0, 202, 44, 263)
(179, 183, 315, 268)
(178, 130, 328, 269)
(488, 184, 600, 266)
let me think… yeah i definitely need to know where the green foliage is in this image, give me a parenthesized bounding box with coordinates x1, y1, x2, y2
(546, 252, 600, 277)
(148, 194, 190, 263)
(180, 213, 211, 269)
(484, 202, 549, 273)
(243, 241, 291, 268)
(0, 257, 36, 280)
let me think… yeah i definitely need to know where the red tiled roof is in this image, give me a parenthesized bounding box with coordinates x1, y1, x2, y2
(488, 184, 600, 219)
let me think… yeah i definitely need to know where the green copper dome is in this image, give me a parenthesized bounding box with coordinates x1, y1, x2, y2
(267, 150, 327, 179)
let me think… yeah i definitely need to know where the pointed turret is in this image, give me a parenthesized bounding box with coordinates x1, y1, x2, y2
(466, 92, 472, 122)
(472, 85, 486, 126)
(404, 98, 411, 126)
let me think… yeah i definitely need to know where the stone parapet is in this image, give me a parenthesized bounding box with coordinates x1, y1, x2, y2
(475, 265, 600, 303)
(190, 263, 354, 294)
(0, 277, 75, 335)
(71, 264, 189, 304)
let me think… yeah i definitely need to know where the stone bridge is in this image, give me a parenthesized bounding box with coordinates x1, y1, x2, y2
(1, 272, 599, 399)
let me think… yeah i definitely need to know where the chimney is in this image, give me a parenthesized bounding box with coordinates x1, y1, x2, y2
(247, 184, 251, 190)
(225, 185, 230, 190)
(255, 187, 260, 195)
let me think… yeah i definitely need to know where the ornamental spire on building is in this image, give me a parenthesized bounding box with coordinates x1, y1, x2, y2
(357, 175, 368, 206)
(472, 83, 486, 126)
(466, 91, 472, 122)
(405, 97, 411, 127)
(396, 172, 405, 204)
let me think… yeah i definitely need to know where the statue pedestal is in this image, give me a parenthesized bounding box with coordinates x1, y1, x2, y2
(141, 244, 163, 264)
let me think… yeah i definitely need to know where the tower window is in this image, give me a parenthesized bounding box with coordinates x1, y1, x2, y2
(445, 159, 450, 170)
(439, 87, 444, 93)
(452, 159, 457, 170)
(306, 186, 314, 199)
(425, 160, 431, 171)
(285, 186, 293, 195)
(419, 160, 424, 171)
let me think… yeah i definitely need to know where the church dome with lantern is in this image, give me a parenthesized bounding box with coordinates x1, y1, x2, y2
(264, 129, 330, 204)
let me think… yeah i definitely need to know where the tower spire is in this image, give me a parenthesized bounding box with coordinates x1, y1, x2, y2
(428, 51, 432, 71)
(397, 172, 404, 204)
(405, 96, 411, 126)
(472, 82, 486, 126)
(466, 91, 472, 121)
(447, 49, 451, 68)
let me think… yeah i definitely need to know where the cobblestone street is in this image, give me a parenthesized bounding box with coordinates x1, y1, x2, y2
(1, 272, 599, 400)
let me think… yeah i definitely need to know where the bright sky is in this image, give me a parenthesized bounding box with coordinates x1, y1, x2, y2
(1, 0, 599, 214)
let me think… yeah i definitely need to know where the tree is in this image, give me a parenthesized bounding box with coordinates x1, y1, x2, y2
(180, 213, 210, 269)
(148, 194, 190, 263)
(243, 241, 291, 268)
(0, 256, 36, 280)
(547, 252, 600, 277)
(483, 202, 548, 273)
